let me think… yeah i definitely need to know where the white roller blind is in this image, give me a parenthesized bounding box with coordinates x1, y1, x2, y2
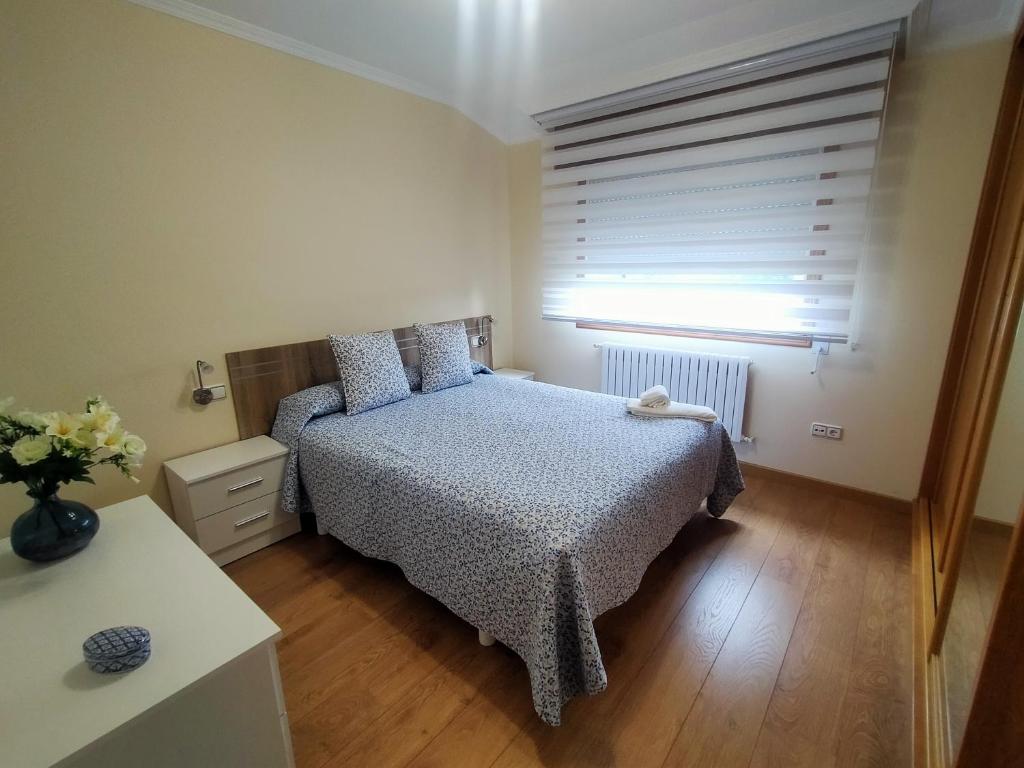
(535, 24, 900, 342)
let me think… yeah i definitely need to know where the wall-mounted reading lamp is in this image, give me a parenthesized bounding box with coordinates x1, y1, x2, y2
(192, 360, 216, 405)
(810, 341, 830, 375)
(469, 314, 493, 348)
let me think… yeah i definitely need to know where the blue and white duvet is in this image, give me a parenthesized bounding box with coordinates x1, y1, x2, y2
(273, 374, 743, 725)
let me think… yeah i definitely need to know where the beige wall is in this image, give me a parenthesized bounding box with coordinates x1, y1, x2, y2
(509, 38, 1013, 501)
(0, 0, 513, 529)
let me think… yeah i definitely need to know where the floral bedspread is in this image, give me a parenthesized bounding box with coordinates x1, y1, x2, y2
(273, 374, 743, 725)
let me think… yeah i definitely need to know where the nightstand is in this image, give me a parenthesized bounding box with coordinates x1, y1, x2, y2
(164, 436, 300, 566)
(494, 368, 535, 381)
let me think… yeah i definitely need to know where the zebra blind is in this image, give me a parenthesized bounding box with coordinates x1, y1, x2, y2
(536, 24, 900, 342)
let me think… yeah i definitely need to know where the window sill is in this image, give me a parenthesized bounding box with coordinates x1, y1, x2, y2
(574, 321, 814, 349)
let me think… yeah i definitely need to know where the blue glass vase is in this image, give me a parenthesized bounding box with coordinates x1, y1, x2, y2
(10, 494, 100, 562)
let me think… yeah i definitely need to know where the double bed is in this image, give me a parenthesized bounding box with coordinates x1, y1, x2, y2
(228, 317, 744, 725)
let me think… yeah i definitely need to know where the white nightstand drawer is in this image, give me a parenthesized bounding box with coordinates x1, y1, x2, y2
(188, 454, 286, 520)
(195, 491, 292, 554)
(164, 436, 298, 565)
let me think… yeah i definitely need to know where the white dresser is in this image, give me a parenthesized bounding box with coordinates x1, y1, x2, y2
(0, 495, 294, 768)
(164, 436, 300, 566)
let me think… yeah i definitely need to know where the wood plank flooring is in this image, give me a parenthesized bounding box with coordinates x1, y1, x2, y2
(225, 474, 912, 768)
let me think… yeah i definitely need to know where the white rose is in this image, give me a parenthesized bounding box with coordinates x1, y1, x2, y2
(11, 435, 52, 466)
(121, 433, 146, 466)
(122, 433, 145, 454)
(15, 411, 47, 430)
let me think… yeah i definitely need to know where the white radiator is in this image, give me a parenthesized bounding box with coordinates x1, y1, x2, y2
(600, 343, 750, 441)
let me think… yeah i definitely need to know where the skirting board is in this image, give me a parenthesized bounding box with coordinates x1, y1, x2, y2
(973, 515, 1017, 534)
(738, 461, 913, 516)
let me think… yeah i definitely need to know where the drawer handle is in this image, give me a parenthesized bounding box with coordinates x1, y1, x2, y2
(234, 510, 271, 528)
(226, 476, 263, 493)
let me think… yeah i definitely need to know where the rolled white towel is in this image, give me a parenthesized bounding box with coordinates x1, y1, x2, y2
(639, 384, 670, 408)
(627, 398, 717, 421)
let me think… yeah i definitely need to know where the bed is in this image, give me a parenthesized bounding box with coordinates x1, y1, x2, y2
(269, 367, 744, 725)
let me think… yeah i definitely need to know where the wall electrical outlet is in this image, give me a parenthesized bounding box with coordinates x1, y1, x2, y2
(811, 422, 843, 440)
(209, 384, 227, 401)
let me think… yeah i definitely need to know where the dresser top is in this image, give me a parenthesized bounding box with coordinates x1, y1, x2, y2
(0, 495, 281, 767)
(164, 435, 288, 484)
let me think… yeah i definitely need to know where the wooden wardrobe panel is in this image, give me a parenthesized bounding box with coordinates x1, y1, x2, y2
(926, 44, 1024, 559)
(954, 503, 1024, 767)
(914, 27, 1024, 768)
(931, 173, 1024, 650)
(934, 142, 1024, 571)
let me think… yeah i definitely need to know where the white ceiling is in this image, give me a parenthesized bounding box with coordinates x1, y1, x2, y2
(133, 0, 1023, 142)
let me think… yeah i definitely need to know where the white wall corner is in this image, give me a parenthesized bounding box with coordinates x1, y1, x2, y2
(527, 0, 920, 116)
(127, 0, 515, 144)
(921, 0, 1023, 52)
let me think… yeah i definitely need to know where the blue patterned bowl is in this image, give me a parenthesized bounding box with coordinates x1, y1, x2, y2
(82, 626, 151, 674)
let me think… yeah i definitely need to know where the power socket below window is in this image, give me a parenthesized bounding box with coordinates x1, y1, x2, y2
(811, 422, 843, 440)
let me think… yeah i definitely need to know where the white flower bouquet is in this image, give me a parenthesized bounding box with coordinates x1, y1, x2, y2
(0, 396, 146, 501)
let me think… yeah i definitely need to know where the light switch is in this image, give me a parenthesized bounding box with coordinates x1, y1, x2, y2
(209, 385, 227, 401)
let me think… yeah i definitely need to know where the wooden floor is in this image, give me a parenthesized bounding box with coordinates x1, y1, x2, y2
(225, 474, 912, 768)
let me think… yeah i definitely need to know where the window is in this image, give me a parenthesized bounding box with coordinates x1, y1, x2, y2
(534, 23, 900, 345)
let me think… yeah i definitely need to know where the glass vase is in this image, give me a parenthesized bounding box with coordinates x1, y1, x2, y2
(10, 494, 100, 562)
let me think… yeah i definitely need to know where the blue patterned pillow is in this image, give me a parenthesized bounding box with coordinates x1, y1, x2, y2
(328, 331, 411, 415)
(415, 322, 473, 393)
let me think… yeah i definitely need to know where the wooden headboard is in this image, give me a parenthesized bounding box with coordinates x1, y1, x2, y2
(225, 316, 493, 439)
